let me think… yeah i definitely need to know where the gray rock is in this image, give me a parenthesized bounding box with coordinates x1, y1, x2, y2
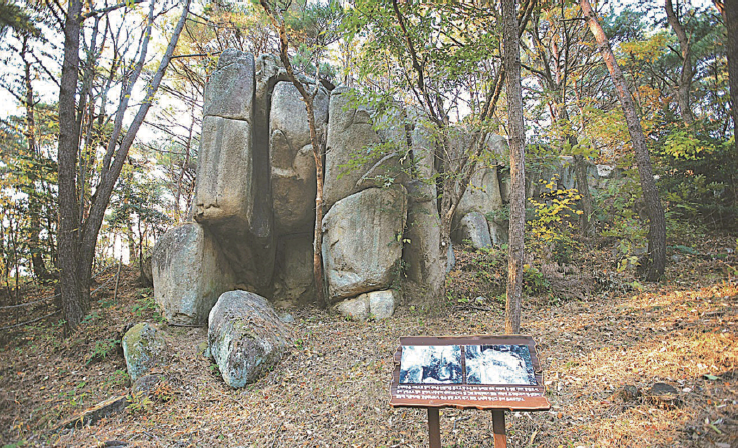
(335, 290, 396, 321)
(203, 49, 255, 121)
(455, 165, 503, 227)
(208, 291, 291, 388)
(323, 87, 383, 208)
(196, 49, 275, 292)
(122, 323, 168, 383)
(336, 296, 369, 321)
(270, 81, 329, 234)
(403, 194, 445, 304)
(152, 224, 235, 325)
(131, 374, 166, 397)
(322, 187, 407, 302)
(194, 116, 254, 226)
(485, 134, 508, 163)
(489, 220, 509, 246)
(273, 233, 315, 307)
(455, 212, 492, 249)
(367, 290, 396, 319)
(279, 313, 295, 324)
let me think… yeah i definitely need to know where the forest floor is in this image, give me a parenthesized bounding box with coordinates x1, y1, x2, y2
(0, 234, 736, 447)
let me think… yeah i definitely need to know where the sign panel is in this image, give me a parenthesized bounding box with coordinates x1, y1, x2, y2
(390, 335, 550, 411)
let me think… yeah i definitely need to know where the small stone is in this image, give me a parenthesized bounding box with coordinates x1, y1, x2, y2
(122, 323, 168, 383)
(645, 382, 679, 407)
(279, 313, 295, 324)
(612, 385, 640, 402)
(131, 374, 166, 397)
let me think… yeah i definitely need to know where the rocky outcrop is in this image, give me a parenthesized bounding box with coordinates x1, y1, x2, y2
(208, 291, 291, 388)
(195, 50, 274, 292)
(152, 224, 235, 325)
(122, 323, 168, 383)
(455, 211, 492, 250)
(270, 81, 329, 234)
(152, 49, 617, 320)
(322, 187, 407, 302)
(323, 87, 384, 208)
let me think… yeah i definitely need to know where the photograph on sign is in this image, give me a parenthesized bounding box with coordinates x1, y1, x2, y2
(465, 344, 537, 385)
(400, 345, 463, 384)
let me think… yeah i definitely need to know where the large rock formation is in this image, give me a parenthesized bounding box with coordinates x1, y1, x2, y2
(208, 291, 291, 388)
(152, 224, 235, 325)
(322, 187, 407, 302)
(152, 48, 614, 326)
(194, 49, 274, 292)
(323, 86, 384, 208)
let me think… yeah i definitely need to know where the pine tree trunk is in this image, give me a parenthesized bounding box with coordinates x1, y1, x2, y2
(57, 0, 87, 329)
(581, 0, 667, 281)
(503, 0, 526, 335)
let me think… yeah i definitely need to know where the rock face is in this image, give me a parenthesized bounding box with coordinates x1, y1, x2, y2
(204, 49, 255, 120)
(456, 166, 503, 221)
(194, 49, 274, 292)
(270, 81, 329, 234)
(122, 323, 168, 383)
(335, 290, 396, 321)
(152, 224, 235, 325)
(273, 233, 315, 307)
(323, 87, 383, 208)
(455, 211, 492, 250)
(208, 291, 291, 388)
(322, 187, 407, 302)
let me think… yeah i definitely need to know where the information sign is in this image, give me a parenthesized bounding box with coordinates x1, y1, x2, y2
(389, 335, 550, 447)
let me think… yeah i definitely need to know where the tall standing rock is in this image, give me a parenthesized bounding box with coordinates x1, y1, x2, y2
(152, 224, 236, 325)
(194, 49, 274, 292)
(322, 187, 407, 302)
(323, 87, 384, 208)
(270, 81, 329, 234)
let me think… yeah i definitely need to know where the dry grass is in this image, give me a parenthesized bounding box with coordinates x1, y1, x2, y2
(0, 240, 736, 447)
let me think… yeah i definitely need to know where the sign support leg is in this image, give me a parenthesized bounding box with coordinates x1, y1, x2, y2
(428, 408, 441, 448)
(492, 409, 506, 448)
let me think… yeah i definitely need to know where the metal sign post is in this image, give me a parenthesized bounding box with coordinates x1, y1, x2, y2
(389, 335, 550, 448)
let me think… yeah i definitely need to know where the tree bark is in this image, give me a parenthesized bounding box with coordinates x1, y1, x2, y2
(503, 0, 526, 335)
(56, 0, 190, 330)
(57, 0, 87, 328)
(714, 0, 737, 150)
(581, 0, 666, 281)
(665, 0, 695, 125)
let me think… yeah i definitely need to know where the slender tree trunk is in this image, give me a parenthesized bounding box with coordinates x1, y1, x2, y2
(503, 0, 526, 335)
(56, 0, 190, 330)
(665, 0, 695, 125)
(57, 0, 87, 328)
(20, 35, 51, 280)
(581, 0, 666, 281)
(714, 0, 737, 149)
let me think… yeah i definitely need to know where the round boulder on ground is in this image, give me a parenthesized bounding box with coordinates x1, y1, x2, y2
(122, 323, 168, 383)
(208, 291, 291, 388)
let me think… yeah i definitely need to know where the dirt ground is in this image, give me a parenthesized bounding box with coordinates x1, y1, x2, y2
(0, 239, 736, 447)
